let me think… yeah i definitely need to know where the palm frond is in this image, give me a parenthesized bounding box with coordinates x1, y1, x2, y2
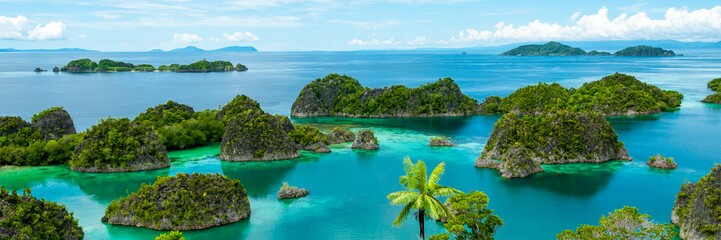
(430, 186, 461, 198)
(392, 203, 414, 227)
(422, 195, 441, 220)
(415, 160, 427, 193)
(427, 161, 446, 190)
(388, 191, 420, 205)
(429, 196, 455, 220)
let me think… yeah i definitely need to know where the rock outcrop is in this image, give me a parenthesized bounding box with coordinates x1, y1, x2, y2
(278, 185, 310, 199)
(288, 124, 331, 153)
(351, 130, 379, 150)
(0, 187, 84, 240)
(498, 146, 544, 178)
(291, 74, 479, 118)
(70, 118, 169, 172)
(429, 137, 455, 147)
(325, 127, 356, 144)
(220, 109, 300, 161)
(475, 112, 630, 178)
(672, 164, 721, 240)
(102, 173, 250, 230)
(646, 154, 678, 169)
(31, 107, 76, 139)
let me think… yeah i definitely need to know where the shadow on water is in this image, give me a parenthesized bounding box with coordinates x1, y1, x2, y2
(495, 161, 625, 197)
(103, 213, 251, 240)
(606, 114, 663, 131)
(64, 167, 171, 204)
(220, 152, 324, 197)
(291, 116, 480, 136)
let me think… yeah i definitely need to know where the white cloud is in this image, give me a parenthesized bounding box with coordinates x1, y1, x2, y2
(173, 33, 202, 44)
(223, 32, 259, 41)
(0, 15, 65, 40)
(347, 36, 431, 47)
(452, 6, 721, 44)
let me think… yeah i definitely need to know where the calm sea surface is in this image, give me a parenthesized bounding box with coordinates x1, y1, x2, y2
(1, 50, 721, 239)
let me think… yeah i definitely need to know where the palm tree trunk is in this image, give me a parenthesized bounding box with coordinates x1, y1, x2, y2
(419, 210, 425, 240)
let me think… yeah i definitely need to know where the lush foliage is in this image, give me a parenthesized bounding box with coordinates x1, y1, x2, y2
(480, 73, 683, 115)
(288, 124, 327, 146)
(557, 206, 676, 239)
(501, 41, 586, 56)
(132, 101, 224, 149)
(0, 116, 45, 147)
(134, 100, 195, 129)
(60, 59, 246, 72)
(0, 133, 83, 166)
(221, 109, 296, 159)
(613, 46, 676, 56)
(103, 173, 250, 230)
(155, 231, 185, 240)
(70, 117, 167, 170)
(217, 95, 263, 124)
(442, 191, 503, 240)
(388, 157, 461, 239)
(483, 111, 623, 162)
(0, 187, 84, 240)
(674, 164, 721, 237)
(31, 106, 65, 123)
(702, 78, 721, 103)
(708, 78, 721, 92)
(61, 58, 97, 71)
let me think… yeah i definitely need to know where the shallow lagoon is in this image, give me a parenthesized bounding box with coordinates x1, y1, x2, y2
(1, 50, 721, 239)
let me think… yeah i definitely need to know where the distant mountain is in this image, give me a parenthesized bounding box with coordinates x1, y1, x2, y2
(163, 46, 258, 53)
(613, 45, 676, 57)
(0, 48, 98, 53)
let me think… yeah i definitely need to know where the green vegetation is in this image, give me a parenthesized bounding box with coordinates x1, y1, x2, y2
(430, 136, 448, 142)
(482, 111, 625, 164)
(557, 206, 676, 239)
(103, 173, 250, 230)
(673, 164, 721, 238)
(220, 108, 298, 161)
(442, 191, 503, 240)
(59, 59, 248, 72)
(288, 124, 327, 146)
(0, 187, 84, 240)
(155, 231, 185, 240)
(480, 73, 683, 116)
(702, 78, 721, 104)
(501, 41, 587, 56)
(133, 101, 224, 150)
(1, 113, 82, 166)
(31, 106, 65, 123)
(586, 50, 611, 56)
(292, 74, 478, 117)
(217, 95, 263, 124)
(70, 117, 168, 172)
(613, 45, 676, 56)
(388, 157, 461, 239)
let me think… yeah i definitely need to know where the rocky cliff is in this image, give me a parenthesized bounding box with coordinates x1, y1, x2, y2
(31, 107, 76, 139)
(672, 164, 721, 240)
(646, 154, 678, 169)
(102, 173, 250, 230)
(291, 74, 479, 117)
(0, 187, 84, 240)
(475, 112, 630, 178)
(220, 109, 300, 161)
(70, 117, 169, 172)
(325, 127, 356, 144)
(351, 130, 379, 150)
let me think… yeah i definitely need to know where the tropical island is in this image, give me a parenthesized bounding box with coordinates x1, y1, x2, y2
(475, 111, 631, 178)
(0, 187, 84, 240)
(133, 100, 224, 150)
(69, 117, 170, 172)
(1, 107, 82, 166)
(58, 58, 248, 72)
(219, 95, 357, 161)
(102, 173, 251, 230)
(478, 73, 683, 116)
(291, 74, 479, 117)
(351, 130, 379, 150)
(701, 78, 721, 104)
(672, 164, 721, 239)
(647, 154, 678, 169)
(500, 41, 677, 57)
(277, 182, 310, 199)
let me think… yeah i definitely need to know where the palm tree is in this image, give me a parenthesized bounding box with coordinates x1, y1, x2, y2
(387, 157, 461, 239)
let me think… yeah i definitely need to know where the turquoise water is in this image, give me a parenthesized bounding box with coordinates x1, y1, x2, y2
(1, 50, 721, 239)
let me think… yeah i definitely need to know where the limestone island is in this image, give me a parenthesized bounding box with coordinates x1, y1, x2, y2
(701, 78, 721, 104)
(291, 74, 479, 118)
(428, 136, 455, 147)
(672, 164, 721, 240)
(0, 187, 84, 239)
(646, 154, 678, 169)
(218, 95, 351, 161)
(102, 173, 250, 230)
(133, 100, 224, 150)
(277, 182, 310, 199)
(59, 58, 248, 72)
(1, 107, 83, 166)
(69, 117, 169, 172)
(500, 42, 676, 57)
(351, 130, 379, 150)
(478, 73, 683, 116)
(475, 111, 631, 178)
(613, 45, 676, 57)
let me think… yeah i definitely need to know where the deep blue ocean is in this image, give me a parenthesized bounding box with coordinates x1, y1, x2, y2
(1, 50, 720, 239)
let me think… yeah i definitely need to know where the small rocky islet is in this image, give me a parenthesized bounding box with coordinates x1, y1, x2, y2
(475, 111, 631, 178)
(428, 136, 455, 147)
(351, 130, 379, 150)
(647, 154, 678, 169)
(102, 173, 251, 230)
(0, 187, 84, 240)
(701, 78, 721, 104)
(672, 164, 721, 240)
(277, 183, 310, 200)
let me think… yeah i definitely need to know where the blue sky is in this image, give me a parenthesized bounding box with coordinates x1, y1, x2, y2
(1, 0, 720, 51)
